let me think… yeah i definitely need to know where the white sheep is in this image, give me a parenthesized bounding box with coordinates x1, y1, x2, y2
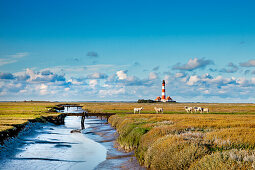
(184, 106, 193, 113)
(203, 108, 209, 113)
(134, 107, 143, 114)
(154, 107, 163, 114)
(193, 106, 199, 113)
(197, 107, 203, 113)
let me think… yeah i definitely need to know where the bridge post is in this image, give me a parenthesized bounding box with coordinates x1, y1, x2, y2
(81, 112, 85, 129)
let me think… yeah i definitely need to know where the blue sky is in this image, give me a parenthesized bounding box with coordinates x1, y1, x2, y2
(1, 0, 255, 102)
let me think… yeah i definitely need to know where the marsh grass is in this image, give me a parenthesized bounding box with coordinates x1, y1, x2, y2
(190, 149, 255, 169)
(109, 113, 255, 169)
(0, 102, 59, 133)
(81, 102, 255, 114)
(2, 102, 255, 169)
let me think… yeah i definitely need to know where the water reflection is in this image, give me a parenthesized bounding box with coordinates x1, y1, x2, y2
(59, 106, 86, 130)
(58, 106, 85, 114)
(0, 116, 107, 170)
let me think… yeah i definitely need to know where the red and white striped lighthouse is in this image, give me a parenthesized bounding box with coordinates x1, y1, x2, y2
(162, 80, 166, 100)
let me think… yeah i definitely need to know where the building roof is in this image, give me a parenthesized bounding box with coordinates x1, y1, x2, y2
(166, 96, 172, 100)
(155, 96, 161, 100)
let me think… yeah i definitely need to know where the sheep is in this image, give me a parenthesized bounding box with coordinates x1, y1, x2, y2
(184, 106, 193, 113)
(134, 107, 143, 114)
(193, 106, 199, 113)
(154, 107, 163, 114)
(203, 108, 209, 113)
(196, 107, 203, 113)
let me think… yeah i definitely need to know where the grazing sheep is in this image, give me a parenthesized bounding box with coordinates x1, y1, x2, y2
(134, 107, 143, 114)
(184, 106, 193, 113)
(197, 107, 203, 113)
(193, 107, 199, 112)
(203, 108, 209, 113)
(154, 107, 163, 114)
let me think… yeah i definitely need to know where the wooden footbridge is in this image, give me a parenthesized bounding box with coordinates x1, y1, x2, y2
(56, 104, 116, 130)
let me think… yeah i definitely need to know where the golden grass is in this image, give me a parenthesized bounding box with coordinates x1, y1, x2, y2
(0, 102, 60, 132)
(109, 113, 255, 169)
(81, 102, 255, 114)
(190, 149, 255, 169)
(2, 102, 255, 168)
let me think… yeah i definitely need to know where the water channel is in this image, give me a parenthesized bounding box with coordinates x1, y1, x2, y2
(0, 107, 144, 170)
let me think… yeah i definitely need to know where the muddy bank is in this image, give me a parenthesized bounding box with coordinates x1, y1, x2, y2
(83, 117, 145, 170)
(0, 114, 66, 145)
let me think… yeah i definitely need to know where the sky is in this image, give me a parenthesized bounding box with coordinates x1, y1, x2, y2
(0, 0, 255, 102)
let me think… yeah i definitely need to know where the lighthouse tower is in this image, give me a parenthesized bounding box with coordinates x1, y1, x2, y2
(162, 80, 166, 102)
(155, 80, 175, 102)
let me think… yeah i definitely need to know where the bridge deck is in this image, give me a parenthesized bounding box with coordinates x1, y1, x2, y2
(66, 113, 116, 117)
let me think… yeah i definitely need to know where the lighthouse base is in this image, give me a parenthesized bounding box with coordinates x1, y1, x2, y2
(156, 99, 176, 103)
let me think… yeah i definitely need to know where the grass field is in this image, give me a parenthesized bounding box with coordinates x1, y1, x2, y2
(109, 113, 255, 169)
(81, 102, 255, 114)
(1, 102, 255, 169)
(1, 101, 255, 132)
(0, 102, 60, 131)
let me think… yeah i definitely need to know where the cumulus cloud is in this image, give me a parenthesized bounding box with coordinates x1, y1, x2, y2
(173, 58, 214, 71)
(0, 72, 15, 79)
(149, 72, 158, 80)
(87, 72, 108, 79)
(163, 71, 255, 102)
(99, 88, 125, 97)
(2, 62, 255, 102)
(39, 84, 48, 95)
(116, 70, 128, 80)
(175, 72, 186, 78)
(239, 60, 255, 67)
(41, 70, 52, 76)
(89, 79, 98, 88)
(67, 78, 87, 85)
(0, 68, 74, 99)
(25, 68, 66, 82)
(220, 62, 238, 73)
(105, 71, 156, 87)
(187, 75, 200, 85)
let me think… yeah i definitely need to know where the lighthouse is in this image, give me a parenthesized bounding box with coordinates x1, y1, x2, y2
(162, 80, 166, 101)
(155, 80, 175, 102)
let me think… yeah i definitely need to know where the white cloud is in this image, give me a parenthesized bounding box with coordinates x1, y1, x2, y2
(116, 70, 128, 80)
(87, 72, 108, 79)
(175, 72, 185, 78)
(173, 58, 214, 71)
(39, 84, 48, 95)
(240, 60, 255, 67)
(89, 79, 98, 88)
(187, 75, 199, 85)
(219, 62, 239, 73)
(2, 62, 255, 102)
(149, 72, 158, 80)
(99, 88, 125, 97)
(10, 52, 29, 58)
